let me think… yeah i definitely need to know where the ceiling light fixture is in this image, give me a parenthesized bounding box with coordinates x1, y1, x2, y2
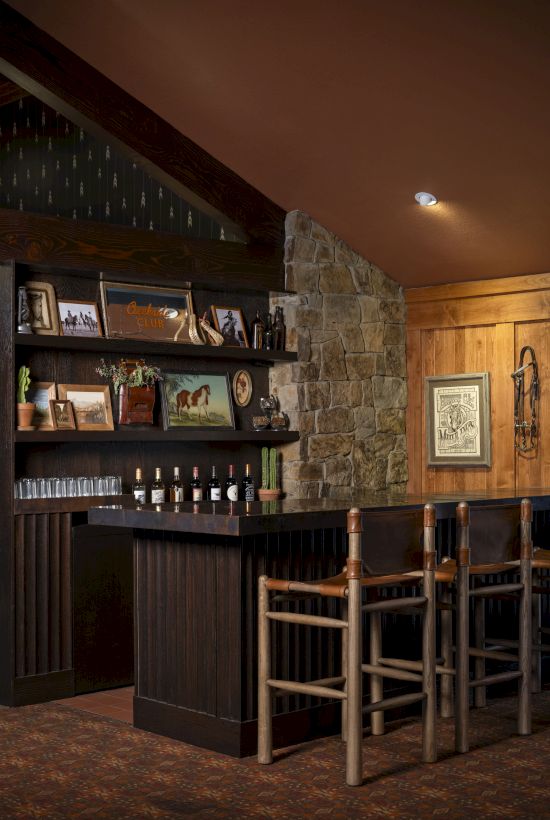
(415, 191, 438, 207)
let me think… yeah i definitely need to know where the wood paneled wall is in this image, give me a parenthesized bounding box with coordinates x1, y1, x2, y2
(406, 273, 550, 494)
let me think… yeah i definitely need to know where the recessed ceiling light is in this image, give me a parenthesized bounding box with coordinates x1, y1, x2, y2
(415, 191, 438, 207)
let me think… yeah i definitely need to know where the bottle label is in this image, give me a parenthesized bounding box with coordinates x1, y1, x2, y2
(151, 489, 165, 504)
(133, 489, 146, 504)
(227, 484, 238, 501)
(244, 484, 255, 501)
(170, 487, 184, 502)
(192, 487, 203, 502)
(210, 487, 221, 501)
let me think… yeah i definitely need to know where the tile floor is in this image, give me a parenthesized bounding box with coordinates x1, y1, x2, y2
(56, 686, 134, 723)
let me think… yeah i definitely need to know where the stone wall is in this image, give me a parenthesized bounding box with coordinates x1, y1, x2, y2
(270, 210, 408, 500)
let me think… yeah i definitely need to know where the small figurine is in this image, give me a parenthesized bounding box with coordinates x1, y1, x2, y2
(17, 285, 33, 334)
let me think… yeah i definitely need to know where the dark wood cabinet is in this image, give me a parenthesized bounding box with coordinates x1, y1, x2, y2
(1, 257, 296, 705)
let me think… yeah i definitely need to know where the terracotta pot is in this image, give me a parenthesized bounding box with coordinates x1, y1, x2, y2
(17, 402, 36, 430)
(117, 384, 155, 425)
(257, 488, 282, 501)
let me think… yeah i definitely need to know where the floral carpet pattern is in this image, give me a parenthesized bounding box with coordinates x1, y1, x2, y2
(1, 693, 550, 818)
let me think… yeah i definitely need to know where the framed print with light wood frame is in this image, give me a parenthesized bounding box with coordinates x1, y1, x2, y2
(24, 281, 59, 335)
(58, 299, 103, 337)
(27, 381, 56, 429)
(232, 369, 253, 407)
(425, 372, 491, 466)
(49, 399, 76, 431)
(210, 305, 249, 348)
(100, 281, 194, 344)
(58, 384, 114, 431)
(160, 371, 235, 430)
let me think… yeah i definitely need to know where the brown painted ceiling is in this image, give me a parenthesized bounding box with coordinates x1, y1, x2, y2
(6, 0, 550, 287)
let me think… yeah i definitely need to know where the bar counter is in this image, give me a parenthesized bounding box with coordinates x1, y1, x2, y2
(88, 489, 550, 756)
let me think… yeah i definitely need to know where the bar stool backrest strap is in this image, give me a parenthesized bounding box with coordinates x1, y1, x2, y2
(362, 508, 426, 575)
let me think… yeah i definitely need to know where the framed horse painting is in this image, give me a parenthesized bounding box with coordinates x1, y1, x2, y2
(160, 371, 235, 430)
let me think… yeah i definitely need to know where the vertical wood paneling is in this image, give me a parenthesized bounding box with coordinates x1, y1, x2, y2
(406, 329, 422, 494)
(14, 512, 72, 677)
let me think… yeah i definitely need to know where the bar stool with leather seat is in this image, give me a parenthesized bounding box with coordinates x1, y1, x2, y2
(439, 499, 533, 753)
(257, 504, 437, 787)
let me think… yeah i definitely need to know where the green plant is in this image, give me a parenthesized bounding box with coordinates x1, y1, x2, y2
(96, 359, 162, 394)
(17, 365, 31, 404)
(261, 446, 278, 489)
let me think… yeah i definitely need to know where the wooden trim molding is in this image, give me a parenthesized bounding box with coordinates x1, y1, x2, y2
(0, 1, 285, 246)
(0, 210, 284, 292)
(406, 272, 550, 304)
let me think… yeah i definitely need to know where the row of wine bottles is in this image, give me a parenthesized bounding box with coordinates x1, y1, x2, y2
(132, 464, 255, 504)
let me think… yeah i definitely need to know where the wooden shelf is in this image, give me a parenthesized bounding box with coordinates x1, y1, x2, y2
(15, 333, 297, 364)
(15, 429, 300, 444)
(14, 494, 133, 515)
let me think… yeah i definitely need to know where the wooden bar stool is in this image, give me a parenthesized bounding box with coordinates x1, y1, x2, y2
(257, 504, 437, 787)
(440, 499, 533, 753)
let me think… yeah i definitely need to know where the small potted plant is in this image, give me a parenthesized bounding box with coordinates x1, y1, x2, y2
(96, 358, 162, 425)
(16, 365, 36, 430)
(257, 446, 281, 500)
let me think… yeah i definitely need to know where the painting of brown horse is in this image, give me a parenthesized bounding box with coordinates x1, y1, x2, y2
(176, 384, 211, 421)
(161, 372, 234, 430)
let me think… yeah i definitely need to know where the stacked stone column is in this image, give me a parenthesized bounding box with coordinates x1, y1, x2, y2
(270, 210, 407, 500)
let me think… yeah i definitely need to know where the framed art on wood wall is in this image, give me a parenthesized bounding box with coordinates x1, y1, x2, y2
(425, 372, 491, 467)
(160, 371, 235, 430)
(100, 281, 194, 344)
(24, 281, 59, 335)
(58, 384, 114, 431)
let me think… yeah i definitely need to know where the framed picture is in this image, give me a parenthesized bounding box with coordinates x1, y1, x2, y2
(24, 281, 59, 335)
(211, 305, 249, 348)
(425, 372, 491, 467)
(49, 399, 76, 431)
(160, 371, 235, 430)
(58, 300, 103, 337)
(27, 382, 56, 429)
(232, 369, 253, 407)
(57, 384, 114, 431)
(100, 281, 194, 344)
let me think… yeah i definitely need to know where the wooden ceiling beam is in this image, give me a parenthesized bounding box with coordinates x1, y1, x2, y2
(0, 209, 285, 292)
(0, 1, 285, 247)
(0, 73, 28, 107)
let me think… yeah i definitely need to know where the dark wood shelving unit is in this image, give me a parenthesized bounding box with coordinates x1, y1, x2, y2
(15, 429, 299, 443)
(15, 333, 297, 364)
(14, 494, 133, 515)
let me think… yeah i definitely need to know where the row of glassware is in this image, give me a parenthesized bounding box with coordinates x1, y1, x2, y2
(15, 475, 123, 499)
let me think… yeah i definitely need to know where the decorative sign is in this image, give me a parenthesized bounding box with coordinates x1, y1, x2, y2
(425, 372, 491, 466)
(100, 282, 194, 344)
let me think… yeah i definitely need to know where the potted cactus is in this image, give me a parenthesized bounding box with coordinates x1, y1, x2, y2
(16, 365, 36, 430)
(257, 446, 281, 500)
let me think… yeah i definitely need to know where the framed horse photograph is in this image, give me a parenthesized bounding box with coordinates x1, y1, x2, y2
(160, 371, 235, 430)
(58, 299, 103, 337)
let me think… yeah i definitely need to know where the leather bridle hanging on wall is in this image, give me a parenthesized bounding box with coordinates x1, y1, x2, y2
(511, 346, 539, 452)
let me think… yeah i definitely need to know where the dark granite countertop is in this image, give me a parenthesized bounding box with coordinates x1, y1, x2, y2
(87, 488, 550, 537)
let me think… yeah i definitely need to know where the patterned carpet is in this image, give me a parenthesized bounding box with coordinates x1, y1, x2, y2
(1, 693, 550, 818)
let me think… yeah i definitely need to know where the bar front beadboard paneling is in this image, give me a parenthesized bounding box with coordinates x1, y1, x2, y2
(406, 272, 550, 495)
(14, 512, 73, 678)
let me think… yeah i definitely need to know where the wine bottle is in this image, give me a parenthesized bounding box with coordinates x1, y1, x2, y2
(225, 464, 239, 501)
(132, 467, 146, 505)
(264, 313, 273, 350)
(242, 463, 255, 501)
(274, 306, 286, 351)
(151, 467, 165, 504)
(169, 466, 184, 502)
(251, 309, 265, 350)
(191, 465, 203, 502)
(208, 466, 221, 501)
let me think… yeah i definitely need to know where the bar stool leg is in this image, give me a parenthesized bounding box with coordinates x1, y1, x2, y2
(370, 610, 384, 735)
(455, 563, 470, 753)
(422, 561, 437, 763)
(258, 575, 273, 764)
(474, 595, 486, 708)
(518, 503, 532, 736)
(531, 572, 541, 694)
(341, 600, 348, 742)
(440, 586, 454, 718)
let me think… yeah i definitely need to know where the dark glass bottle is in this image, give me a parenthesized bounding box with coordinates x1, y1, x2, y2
(132, 467, 146, 505)
(225, 464, 239, 501)
(264, 313, 273, 350)
(242, 463, 255, 501)
(191, 465, 203, 502)
(251, 310, 265, 350)
(169, 466, 184, 502)
(151, 467, 165, 504)
(274, 306, 286, 351)
(208, 466, 221, 501)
